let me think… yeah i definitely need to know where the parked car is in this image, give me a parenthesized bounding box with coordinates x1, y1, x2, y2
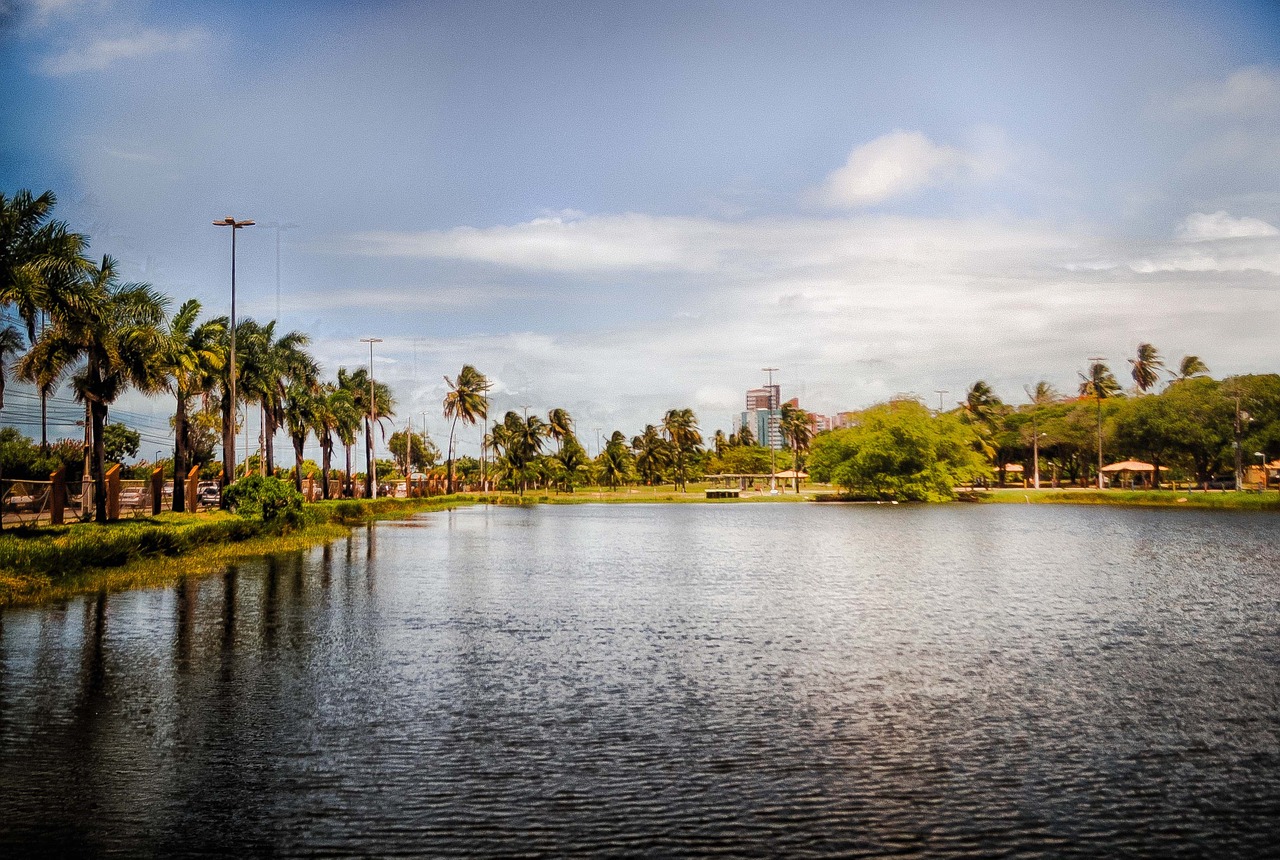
(196, 482, 220, 506)
(119, 487, 146, 508)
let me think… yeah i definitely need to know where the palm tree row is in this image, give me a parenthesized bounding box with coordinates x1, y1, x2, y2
(0, 189, 412, 518)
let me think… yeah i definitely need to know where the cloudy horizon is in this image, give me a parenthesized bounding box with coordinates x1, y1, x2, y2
(3, 0, 1279, 460)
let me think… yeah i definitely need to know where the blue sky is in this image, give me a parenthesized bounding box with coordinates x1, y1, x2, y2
(3, 0, 1280, 458)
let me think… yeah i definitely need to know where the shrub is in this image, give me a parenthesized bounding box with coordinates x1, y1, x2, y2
(223, 475, 305, 530)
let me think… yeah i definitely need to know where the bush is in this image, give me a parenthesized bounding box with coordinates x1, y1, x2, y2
(223, 475, 305, 530)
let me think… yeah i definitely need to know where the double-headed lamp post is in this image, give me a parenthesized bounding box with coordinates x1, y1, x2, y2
(214, 216, 254, 503)
(360, 338, 383, 499)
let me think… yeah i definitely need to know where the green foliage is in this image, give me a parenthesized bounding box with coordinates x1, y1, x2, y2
(808, 400, 989, 501)
(102, 421, 140, 463)
(223, 475, 305, 530)
(0, 514, 261, 580)
(709, 444, 774, 475)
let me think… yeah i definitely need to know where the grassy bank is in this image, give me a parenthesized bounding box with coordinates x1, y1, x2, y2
(978, 487, 1280, 511)
(0, 495, 482, 608)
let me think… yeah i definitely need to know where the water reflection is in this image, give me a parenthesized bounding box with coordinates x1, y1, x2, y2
(0, 504, 1277, 856)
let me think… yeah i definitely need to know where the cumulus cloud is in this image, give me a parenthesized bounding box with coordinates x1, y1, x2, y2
(39, 25, 205, 75)
(1178, 211, 1279, 242)
(1168, 66, 1280, 118)
(811, 131, 987, 208)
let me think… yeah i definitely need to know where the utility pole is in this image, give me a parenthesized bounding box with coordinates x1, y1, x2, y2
(261, 222, 298, 323)
(935, 389, 948, 413)
(360, 337, 383, 499)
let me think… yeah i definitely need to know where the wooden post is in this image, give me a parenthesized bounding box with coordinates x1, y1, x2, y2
(49, 466, 66, 525)
(105, 463, 121, 521)
(151, 466, 164, 516)
(186, 466, 201, 510)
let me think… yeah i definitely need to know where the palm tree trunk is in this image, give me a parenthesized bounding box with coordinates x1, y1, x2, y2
(173, 392, 188, 513)
(446, 414, 459, 494)
(264, 398, 276, 474)
(321, 437, 332, 499)
(221, 385, 234, 496)
(292, 433, 305, 493)
(344, 442, 353, 497)
(364, 415, 374, 498)
(91, 399, 108, 524)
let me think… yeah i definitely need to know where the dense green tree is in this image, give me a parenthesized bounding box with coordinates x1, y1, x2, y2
(808, 400, 989, 501)
(102, 422, 140, 464)
(389, 427, 439, 473)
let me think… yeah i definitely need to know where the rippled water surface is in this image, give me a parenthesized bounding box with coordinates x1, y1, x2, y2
(2, 503, 1278, 857)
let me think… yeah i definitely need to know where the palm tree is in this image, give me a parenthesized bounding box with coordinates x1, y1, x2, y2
(283, 380, 317, 494)
(242, 322, 317, 475)
(779, 403, 813, 492)
(20, 256, 167, 522)
(442, 365, 490, 493)
(632, 424, 670, 486)
(312, 382, 357, 499)
(1078, 361, 1121, 488)
(597, 431, 632, 489)
(547, 407, 572, 454)
(0, 325, 24, 412)
(662, 408, 702, 491)
(1026, 380, 1060, 405)
(1173, 355, 1210, 381)
(160, 300, 223, 512)
(0, 190, 90, 343)
(962, 380, 1002, 427)
(0, 190, 91, 443)
(553, 433, 588, 492)
(1129, 342, 1163, 392)
(340, 366, 394, 497)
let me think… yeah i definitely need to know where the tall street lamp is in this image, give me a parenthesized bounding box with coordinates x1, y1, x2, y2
(1255, 451, 1266, 491)
(214, 216, 254, 504)
(360, 337, 383, 499)
(763, 367, 779, 493)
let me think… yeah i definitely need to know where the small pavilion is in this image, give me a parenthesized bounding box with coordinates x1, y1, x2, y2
(1100, 460, 1160, 489)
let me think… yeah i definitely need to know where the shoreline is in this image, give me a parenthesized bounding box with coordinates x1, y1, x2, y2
(5, 486, 1278, 608)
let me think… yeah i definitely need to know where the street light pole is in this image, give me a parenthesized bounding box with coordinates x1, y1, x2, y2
(935, 389, 948, 413)
(261, 221, 298, 323)
(1255, 451, 1266, 491)
(214, 216, 254, 505)
(360, 337, 383, 499)
(763, 367, 779, 493)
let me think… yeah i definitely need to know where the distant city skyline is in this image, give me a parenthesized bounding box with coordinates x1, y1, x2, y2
(3, 0, 1279, 458)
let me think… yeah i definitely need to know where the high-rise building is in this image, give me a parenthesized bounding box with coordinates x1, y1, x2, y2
(741, 384, 782, 449)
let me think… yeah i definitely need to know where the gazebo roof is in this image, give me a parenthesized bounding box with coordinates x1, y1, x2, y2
(1100, 460, 1157, 472)
(773, 469, 809, 479)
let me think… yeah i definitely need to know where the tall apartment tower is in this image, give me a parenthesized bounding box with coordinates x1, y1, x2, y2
(742, 385, 782, 449)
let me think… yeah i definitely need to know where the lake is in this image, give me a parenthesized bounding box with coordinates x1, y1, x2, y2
(1, 502, 1277, 856)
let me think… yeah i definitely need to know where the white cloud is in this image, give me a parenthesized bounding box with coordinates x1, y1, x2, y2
(344, 211, 1067, 276)
(811, 131, 986, 208)
(1178, 211, 1279, 242)
(39, 26, 205, 75)
(1169, 66, 1280, 118)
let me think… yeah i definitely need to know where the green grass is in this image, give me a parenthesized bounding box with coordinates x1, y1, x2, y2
(978, 487, 1280, 510)
(0, 494, 484, 608)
